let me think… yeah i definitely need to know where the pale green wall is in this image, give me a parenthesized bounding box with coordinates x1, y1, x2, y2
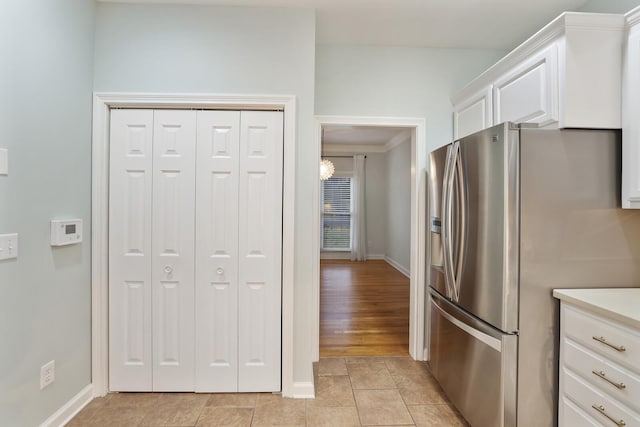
(315, 45, 506, 154)
(0, 1, 95, 426)
(386, 140, 411, 271)
(94, 2, 317, 387)
(578, 0, 640, 13)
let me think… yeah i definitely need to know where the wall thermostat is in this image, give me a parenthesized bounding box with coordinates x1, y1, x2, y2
(50, 219, 83, 246)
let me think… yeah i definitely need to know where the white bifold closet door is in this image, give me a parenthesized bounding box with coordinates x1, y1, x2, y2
(109, 108, 283, 392)
(109, 109, 154, 391)
(195, 110, 283, 392)
(151, 110, 196, 391)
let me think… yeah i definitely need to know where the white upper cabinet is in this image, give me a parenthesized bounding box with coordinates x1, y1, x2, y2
(493, 44, 558, 126)
(453, 86, 492, 140)
(452, 12, 625, 139)
(623, 7, 640, 209)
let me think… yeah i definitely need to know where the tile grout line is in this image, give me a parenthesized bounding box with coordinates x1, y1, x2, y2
(344, 358, 364, 426)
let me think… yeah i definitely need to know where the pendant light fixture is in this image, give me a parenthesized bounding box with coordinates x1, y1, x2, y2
(319, 159, 335, 180)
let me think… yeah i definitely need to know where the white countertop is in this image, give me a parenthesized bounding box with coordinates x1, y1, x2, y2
(553, 288, 640, 330)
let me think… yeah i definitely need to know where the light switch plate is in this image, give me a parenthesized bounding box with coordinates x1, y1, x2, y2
(0, 148, 7, 175)
(0, 233, 18, 261)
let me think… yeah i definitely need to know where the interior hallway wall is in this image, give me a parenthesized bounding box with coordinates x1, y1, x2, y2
(385, 140, 411, 274)
(0, 1, 95, 425)
(578, 0, 640, 13)
(364, 153, 388, 257)
(315, 45, 506, 155)
(94, 2, 316, 390)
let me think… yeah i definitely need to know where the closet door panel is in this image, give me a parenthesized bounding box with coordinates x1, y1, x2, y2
(195, 111, 241, 392)
(152, 110, 196, 391)
(238, 111, 283, 392)
(109, 109, 154, 391)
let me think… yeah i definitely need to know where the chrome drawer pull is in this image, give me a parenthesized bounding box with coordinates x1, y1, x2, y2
(592, 404, 626, 427)
(592, 370, 627, 390)
(593, 336, 627, 352)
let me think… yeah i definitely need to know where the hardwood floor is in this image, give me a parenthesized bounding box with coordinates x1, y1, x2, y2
(320, 259, 410, 357)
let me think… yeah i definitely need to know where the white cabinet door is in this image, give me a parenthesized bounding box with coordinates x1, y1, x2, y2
(238, 111, 283, 392)
(493, 44, 558, 126)
(151, 110, 197, 391)
(453, 86, 492, 140)
(195, 111, 241, 392)
(109, 109, 154, 391)
(623, 27, 640, 208)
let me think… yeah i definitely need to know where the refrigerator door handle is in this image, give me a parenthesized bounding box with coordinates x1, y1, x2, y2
(431, 291, 502, 351)
(441, 144, 455, 299)
(444, 142, 459, 300)
(453, 144, 466, 301)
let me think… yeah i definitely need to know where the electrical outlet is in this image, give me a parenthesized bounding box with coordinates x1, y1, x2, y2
(40, 360, 55, 390)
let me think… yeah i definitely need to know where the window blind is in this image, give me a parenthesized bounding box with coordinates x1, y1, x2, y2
(321, 176, 352, 250)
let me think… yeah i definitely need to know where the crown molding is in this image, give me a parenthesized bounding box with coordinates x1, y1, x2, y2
(627, 6, 640, 28)
(322, 143, 386, 154)
(384, 129, 411, 151)
(322, 129, 410, 154)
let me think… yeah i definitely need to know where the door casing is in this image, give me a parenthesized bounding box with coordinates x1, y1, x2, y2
(312, 115, 428, 361)
(91, 93, 306, 397)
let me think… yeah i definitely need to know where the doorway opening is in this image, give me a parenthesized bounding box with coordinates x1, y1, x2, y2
(312, 116, 427, 362)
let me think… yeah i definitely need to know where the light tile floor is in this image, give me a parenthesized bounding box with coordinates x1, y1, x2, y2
(66, 356, 469, 426)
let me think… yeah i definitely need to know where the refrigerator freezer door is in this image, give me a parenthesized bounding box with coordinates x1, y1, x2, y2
(455, 123, 519, 333)
(428, 290, 517, 427)
(428, 144, 451, 298)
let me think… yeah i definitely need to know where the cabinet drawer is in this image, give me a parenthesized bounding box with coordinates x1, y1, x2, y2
(563, 337, 640, 413)
(563, 367, 640, 427)
(560, 395, 604, 427)
(563, 305, 640, 373)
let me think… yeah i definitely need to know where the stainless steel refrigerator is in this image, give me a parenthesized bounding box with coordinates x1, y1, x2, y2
(427, 122, 640, 427)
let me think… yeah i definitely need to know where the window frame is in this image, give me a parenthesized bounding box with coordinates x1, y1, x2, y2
(320, 173, 354, 252)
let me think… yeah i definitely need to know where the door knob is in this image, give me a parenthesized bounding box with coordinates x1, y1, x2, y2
(164, 266, 173, 274)
(216, 267, 224, 275)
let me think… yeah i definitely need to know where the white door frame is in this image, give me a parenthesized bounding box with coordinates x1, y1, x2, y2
(312, 115, 427, 361)
(91, 93, 298, 397)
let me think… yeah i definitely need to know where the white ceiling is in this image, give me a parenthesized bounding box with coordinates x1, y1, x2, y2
(98, 0, 591, 49)
(323, 125, 407, 146)
(98, 0, 597, 147)
(322, 125, 410, 153)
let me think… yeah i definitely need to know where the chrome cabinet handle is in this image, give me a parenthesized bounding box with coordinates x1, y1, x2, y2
(216, 267, 224, 275)
(164, 266, 173, 274)
(591, 404, 626, 427)
(592, 369, 627, 390)
(593, 336, 626, 352)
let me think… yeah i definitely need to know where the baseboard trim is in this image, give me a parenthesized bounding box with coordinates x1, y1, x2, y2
(40, 384, 93, 427)
(287, 381, 315, 399)
(384, 256, 410, 278)
(366, 254, 385, 260)
(320, 251, 351, 260)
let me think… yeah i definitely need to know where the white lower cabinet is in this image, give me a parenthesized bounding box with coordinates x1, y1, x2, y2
(109, 109, 283, 393)
(560, 396, 603, 427)
(558, 302, 640, 426)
